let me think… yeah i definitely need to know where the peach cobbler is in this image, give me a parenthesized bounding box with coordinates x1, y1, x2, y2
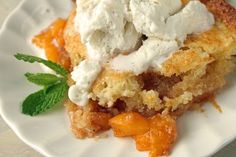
(28, 0, 236, 156)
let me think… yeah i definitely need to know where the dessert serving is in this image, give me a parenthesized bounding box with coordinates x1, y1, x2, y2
(15, 0, 236, 156)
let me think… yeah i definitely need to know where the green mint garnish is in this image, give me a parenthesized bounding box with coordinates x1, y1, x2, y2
(15, 53, 68, 78)
(22, 81, 68, 116)
(15, 53, 69, 116)
(25, 73, 62, 87)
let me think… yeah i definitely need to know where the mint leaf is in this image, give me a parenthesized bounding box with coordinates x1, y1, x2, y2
(22, 90, 46, 116)
(15, 53, 70, 116)
(14, 53, 68, 78)
(22, 81, 69, 116)
(25, 73, 62, 86)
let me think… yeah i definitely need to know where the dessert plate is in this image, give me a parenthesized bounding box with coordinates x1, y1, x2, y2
(0, 0, 236, 156)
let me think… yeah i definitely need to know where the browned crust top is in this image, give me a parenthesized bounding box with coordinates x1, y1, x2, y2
(200, 0, 236, 29)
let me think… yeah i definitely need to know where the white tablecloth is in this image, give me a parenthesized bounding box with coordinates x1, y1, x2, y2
(0, 0, 235, 157)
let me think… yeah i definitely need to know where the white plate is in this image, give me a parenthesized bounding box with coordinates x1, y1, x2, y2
(0, 0, 236, 157)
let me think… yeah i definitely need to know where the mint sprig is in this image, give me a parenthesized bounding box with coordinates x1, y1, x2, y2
(22, 81, 68, 116)
(15, 53, 68, 78)
(25, 73, 62, 87)
(15, 53, 69, 116)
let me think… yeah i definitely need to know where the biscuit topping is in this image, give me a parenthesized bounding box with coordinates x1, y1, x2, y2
(70, 0, 215, 106)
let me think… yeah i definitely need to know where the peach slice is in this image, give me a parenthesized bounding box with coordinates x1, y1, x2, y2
(109, 112, 149, 137)
(149, 114, 177, 157)
(135, 131, 151, 151)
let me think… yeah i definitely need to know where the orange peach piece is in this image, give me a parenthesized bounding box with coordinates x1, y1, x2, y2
(58, 50, 72, 70)
(45, 43, 59, 62)
(109, 112, 150, 137)
(32, 19, 71, 70)
(149, 114, 177, 157)
(135, 131, 151, 151)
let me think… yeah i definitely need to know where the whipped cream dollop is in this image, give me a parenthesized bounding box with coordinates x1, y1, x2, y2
(75, 0, 141, 60)
(130, 0, 214, 40)
(69, 0, 215, 106)
(111, 38, 179, 75)
(130, 0, 182, 39)
(68, 59, 101, 106)
(111, 0, 215, 74)
(70, 0, 141, 106)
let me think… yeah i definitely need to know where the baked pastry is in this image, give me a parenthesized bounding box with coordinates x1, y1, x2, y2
(32, 0, 236, 156)
(64, 0, 236, 136)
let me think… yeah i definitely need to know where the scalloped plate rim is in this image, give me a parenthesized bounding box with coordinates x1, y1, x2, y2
(0, 1, 54, 156)
(0, 0, 236, 157)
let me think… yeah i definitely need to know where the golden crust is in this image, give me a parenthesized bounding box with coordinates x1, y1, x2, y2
(65, 100, 112, 138)
(200, 0, 236, 30)
(161, 49, 214, 77)
(63, 2, 236, 138)
(64, 10, 87, 67)
(161, 22, 236, 76)
(92, 69, 142, 107)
